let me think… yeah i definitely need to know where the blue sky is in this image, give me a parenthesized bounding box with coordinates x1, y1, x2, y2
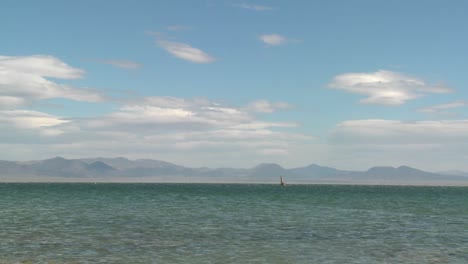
(2, 0, 468, 171)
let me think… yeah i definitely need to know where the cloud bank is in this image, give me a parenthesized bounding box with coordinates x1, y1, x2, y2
(327, 119, 468, 170)
(2, 93, 311, 166)
(331, 119, 468, 145)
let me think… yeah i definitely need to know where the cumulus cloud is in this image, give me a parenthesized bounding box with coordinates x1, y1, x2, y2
(157, 40, 216, 63)
(0, 55, 105, 108)
(329, 70, 453, 105)
(102, 60, 142, 69)
(234, 3, 274, 11)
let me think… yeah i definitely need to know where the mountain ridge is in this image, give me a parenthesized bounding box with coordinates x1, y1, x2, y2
(1, 157, 468, 185)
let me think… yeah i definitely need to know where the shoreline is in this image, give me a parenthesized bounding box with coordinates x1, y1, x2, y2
(1, 178, 468, 187)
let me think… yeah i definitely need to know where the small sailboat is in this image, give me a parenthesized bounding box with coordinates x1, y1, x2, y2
(280, 176, 286, 187)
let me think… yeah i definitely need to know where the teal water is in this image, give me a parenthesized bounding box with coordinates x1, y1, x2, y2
(0, 184, 467, 263)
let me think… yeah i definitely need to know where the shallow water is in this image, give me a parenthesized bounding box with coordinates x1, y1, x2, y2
(0, 183, 467, 263)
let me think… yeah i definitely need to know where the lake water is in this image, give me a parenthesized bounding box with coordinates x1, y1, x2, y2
(0, 183, 467, 263)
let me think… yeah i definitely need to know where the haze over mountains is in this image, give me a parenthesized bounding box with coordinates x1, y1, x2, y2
(1, 157, 468, 185)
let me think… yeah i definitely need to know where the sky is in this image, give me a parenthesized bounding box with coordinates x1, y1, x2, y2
(1, 0, 468, 171)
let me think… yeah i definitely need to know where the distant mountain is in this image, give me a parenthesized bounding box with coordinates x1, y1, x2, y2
(81, 157, 183, 170)
(248, 163, 287, 179)
(348, 165, 466, 183)
(1, 157, 468, 185)
(289, 164, 350, 180)
(86, 161, 115, 173)
(437, 170, 468, 177)
(80, 157, 134, 169)
(17, 157, 116, 178)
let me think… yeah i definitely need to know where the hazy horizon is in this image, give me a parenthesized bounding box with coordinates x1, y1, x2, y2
(2, 156, 468, 186)
(3, 155, 468, 172)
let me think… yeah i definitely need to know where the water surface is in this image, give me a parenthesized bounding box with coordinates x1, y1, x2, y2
(0, 183, 467, 263)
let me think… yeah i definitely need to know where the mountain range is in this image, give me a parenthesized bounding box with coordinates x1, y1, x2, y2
(1, 157, 468, 185)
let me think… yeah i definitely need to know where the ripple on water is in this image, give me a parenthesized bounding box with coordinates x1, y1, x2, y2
(0, 183, 467, 263)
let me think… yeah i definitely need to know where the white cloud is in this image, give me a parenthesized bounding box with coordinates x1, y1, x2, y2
(231, 121, 298, 130)
(100, 98, 297, 132)
(235, 3, 274, 11)
(0, 96, 313, 167)
(86, 96, 253, 131)
(260, 148, 289, 155)
(0, 55, 105, 107)
(246, 100, 292, 113)
(0, 55, 83, 79)
(417, 100, 468, 114)
(0, 96, 26, 109)
(328, 119, 468, 171)
(331, 119, 468, 145)
(0, 110, 68, 136)
(157, 40, 216, 63)
(329, 70, 453, 105)
(102, 60, 142, 69)
(259, 34, 288, 46)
